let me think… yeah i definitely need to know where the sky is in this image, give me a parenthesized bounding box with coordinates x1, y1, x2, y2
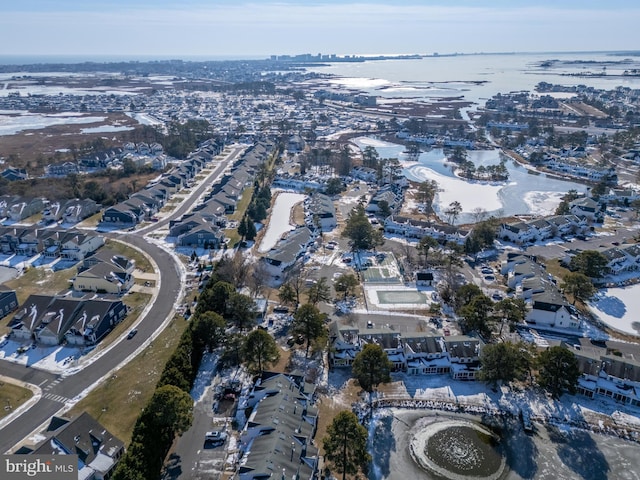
(1, 1, 639, 59)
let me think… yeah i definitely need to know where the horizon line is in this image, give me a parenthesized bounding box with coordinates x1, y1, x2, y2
(0, 49, 638, 64)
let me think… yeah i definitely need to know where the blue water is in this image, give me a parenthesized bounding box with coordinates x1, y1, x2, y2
(307, 52, 640, 107)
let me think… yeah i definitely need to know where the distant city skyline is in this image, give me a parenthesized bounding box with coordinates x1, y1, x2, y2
(1, 1, 639, 59)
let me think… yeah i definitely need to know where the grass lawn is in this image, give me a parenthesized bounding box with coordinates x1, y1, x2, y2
(3, 266, 75, 305)
(544, 258, 571, 282)
(67, 315, 189, 444)
(0, 382, 33, 420)
(228, 187, 254, 222)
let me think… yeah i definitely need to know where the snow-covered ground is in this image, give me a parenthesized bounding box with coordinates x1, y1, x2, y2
(257, 191, 306, 253)
(590, 285, 640, 336)
(0, 112, 107, 135)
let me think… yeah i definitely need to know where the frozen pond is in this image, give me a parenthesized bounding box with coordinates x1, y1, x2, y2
(0, 111, 106, 135)
(80, 125, 134, 134)
(353, 138, 588, 224)
(590, 285, 640, 337)
(257, 191, 306, 253)
(370, 409, 640, 480)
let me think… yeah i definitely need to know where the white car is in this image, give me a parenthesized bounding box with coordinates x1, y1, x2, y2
(205, 430, 227, 445)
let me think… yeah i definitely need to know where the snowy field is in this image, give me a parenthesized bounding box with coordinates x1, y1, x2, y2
(590, 285, 640, 337)
(257, 191, 306, 253)
(0, 112, 107, 135)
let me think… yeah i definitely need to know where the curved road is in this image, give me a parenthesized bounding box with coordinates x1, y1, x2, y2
(0, 146, 244, 453)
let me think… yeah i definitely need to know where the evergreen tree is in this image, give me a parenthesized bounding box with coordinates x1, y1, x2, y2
(323, 411, 371, 480)
(292, 303, 326, 357)
(537, 346, 580, 398)
(352, 344, 392, 400)
(243, 328, 280, 372)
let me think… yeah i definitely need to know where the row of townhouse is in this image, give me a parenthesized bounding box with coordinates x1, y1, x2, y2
(568, 338, 640, 407)
(395, 131, 477, 148)
(123, 141, 164, 155)
(499, 213, 589, 244)
(236, 372, 319, 480)
(544, 157, 617, 183)
(304, 193, 337, 232)
(169, 141, 274, 246)
(262, 226, 315, 282)
(501, 253, 580, 330)
(0, 226, 104, 260)
(571, 243, 640, 277)
(329, 324, 484, 380)
(384, 215, 470, 245)
(9, 294, 128, 346)
(272, 175, 324, 192)
(72, 248, 136, 295)
(100, 141, 224, 227)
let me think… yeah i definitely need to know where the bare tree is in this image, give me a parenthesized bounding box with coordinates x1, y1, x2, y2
(471, 207, 488, 223)
(247, 261, 270, 298)
(282, 263, 308, 310)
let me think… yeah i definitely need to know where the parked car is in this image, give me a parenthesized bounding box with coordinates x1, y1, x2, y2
(205, 430, 227, 446)
(127, 329, 138, 339)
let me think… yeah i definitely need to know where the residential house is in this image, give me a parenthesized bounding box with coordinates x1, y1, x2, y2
(403, 334, 449, 375)
(444, 335, 484, 380)
(358, 328, 405, 371)
(8, 197, 45, 221)
(178, 224, 225, 249)
(366, 188, 398, 215)
(101, 204, 141, 226)
(9, 294, 127, 346)
(28, 412, 125, 480)
(499, 221, 536, 244)
(305, 193, 336, 232)
(81, 248, 135, 275)
(9, 294, 53, 341)
(59, 231, 105, 261)
(33, 297, 83, 345)
(73, 262, 134, 294)
(384, 215, 470, 244)
(507, 258, 544, 289)
(65, 299, 127, 345)
(350, 166, 377, 183)
(62, 198, 102, 224)
(45, 162, 79, 177)
(328, 324, 359, 368)
(1, 167, 28, 182)
(262, 227, 313, 280)
(569, 339, 640, 406)
(526, 290, 580, 330)
(42, 201, 64, 224)
(570, 197, 600, 222)
(0, 287, 18, 319)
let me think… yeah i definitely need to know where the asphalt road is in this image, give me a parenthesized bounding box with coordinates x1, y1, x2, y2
(0, 146, 244, 453)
